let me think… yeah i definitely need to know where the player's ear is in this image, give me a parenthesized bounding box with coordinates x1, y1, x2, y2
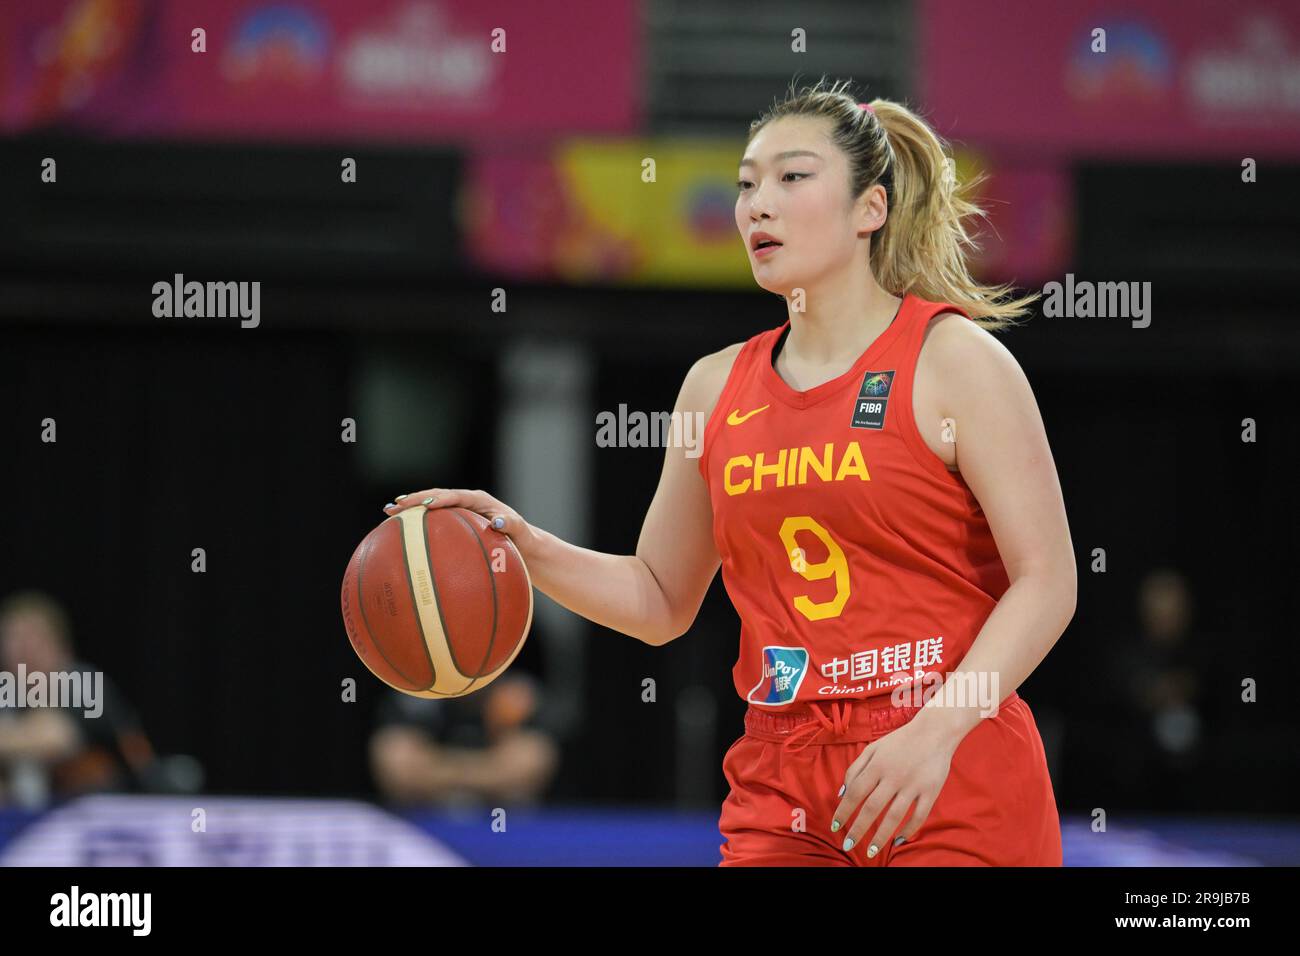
(855, 183, 888, 239)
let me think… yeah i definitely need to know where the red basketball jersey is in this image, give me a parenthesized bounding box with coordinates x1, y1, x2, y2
(698, 292, 1011, 708)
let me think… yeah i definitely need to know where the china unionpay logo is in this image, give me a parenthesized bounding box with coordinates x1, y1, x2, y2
(747, 646, 810, 706)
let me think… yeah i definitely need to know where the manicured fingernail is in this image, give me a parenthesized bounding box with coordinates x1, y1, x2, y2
(492, 516, 504, 529)
(830, 820, 840, 833)
(893, 836, 906, 847)
(383, 502, 394, 510)
(842, 837, 855, 852)
(837, 784, 845, 797)
(867, 844, 879, 858)
(422, 497, 434, 505)
(395, 494, 408, 501)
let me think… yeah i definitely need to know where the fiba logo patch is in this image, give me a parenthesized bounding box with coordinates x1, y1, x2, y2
(747, 646, 809, 706)
(850, 370, 894, 429)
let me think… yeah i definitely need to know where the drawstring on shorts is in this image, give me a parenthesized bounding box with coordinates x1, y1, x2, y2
(781, 699, 855, 753)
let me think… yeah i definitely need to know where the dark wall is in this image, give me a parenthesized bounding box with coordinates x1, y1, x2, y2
(0, 324, 498, 797)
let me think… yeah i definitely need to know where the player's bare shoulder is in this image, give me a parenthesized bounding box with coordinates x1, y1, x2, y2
(920, 309, 990, 357)
(912, 310, 1027, 471)
(680, 340, 746, 419)
(916, 310, 1021, 418)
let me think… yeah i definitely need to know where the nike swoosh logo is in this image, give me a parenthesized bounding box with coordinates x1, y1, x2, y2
(727, 404, 770, 426)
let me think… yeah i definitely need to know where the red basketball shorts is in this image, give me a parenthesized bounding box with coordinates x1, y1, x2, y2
(718, 690, 1062, 866)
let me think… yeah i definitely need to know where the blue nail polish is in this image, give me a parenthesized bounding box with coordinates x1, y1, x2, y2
(843, 837, 855, 852)
(837, 784, 845, 797)
(492, 516, 504, 529)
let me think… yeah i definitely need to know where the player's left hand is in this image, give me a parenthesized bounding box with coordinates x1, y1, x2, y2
(830, 714, 960, 857)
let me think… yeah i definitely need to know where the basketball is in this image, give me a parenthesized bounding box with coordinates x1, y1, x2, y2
(341, 505, 534, 698)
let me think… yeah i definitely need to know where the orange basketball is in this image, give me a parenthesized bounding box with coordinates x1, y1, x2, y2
(341, 506, 534, 698)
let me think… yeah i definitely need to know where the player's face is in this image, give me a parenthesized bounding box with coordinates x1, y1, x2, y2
(735, 116, 863, 295)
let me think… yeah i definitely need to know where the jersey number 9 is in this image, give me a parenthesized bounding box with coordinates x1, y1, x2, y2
(780, 516, 850, 621)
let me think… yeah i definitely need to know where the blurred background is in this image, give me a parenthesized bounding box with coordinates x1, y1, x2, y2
(1, 0, 1298, 866)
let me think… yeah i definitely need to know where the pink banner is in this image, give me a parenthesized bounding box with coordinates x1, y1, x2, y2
(2, 0, 641, 143)
(961, 156, 1073, 284)
(922, 0, 1300, 158)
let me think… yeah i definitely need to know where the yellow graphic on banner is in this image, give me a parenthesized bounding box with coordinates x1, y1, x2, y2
(552, 139, 754, 287)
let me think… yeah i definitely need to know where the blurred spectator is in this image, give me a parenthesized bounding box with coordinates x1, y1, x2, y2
(0, 590, 156, 807)
(1110, 568, 1211, 809)
(369, 672, 559, 808)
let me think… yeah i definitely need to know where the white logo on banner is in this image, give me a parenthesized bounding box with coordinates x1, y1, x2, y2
(0, 794, 466, 867)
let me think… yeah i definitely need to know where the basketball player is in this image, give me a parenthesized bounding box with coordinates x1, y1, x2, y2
(385, 78, 1074, 866)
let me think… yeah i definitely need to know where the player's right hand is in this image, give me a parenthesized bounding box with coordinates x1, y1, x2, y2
(382, 488, 539, 555)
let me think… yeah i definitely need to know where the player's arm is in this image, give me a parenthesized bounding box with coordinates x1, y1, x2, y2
(516, 345, 738, 645)
(630, 344, 742, 642)
(911, 314, 1077, 739)
(384, 344, 742, 646)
